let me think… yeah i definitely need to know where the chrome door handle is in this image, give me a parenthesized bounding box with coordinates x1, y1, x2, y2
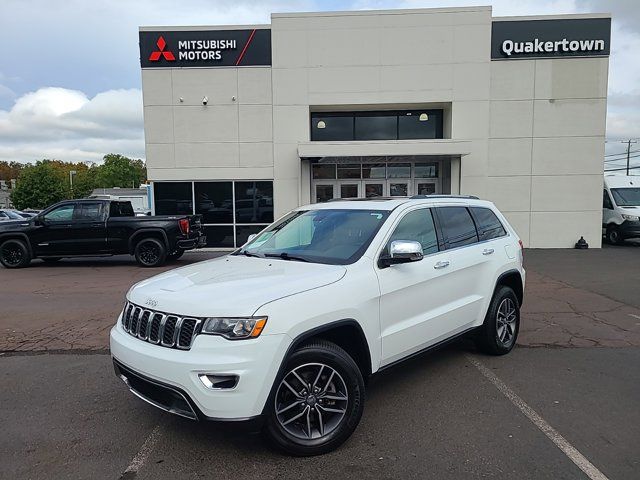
(482, 248, 495, 255)
(434, 260, 450, 269)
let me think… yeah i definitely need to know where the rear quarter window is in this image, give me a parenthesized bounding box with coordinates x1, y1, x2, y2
(470, 207, 507, 241)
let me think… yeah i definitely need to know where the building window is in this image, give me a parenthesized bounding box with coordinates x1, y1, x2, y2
(311, 110, 443, 141)
(154, 182, 193, 215)
(153, 180, 274, 248)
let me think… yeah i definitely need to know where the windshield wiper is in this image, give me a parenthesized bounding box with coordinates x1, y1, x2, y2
(264, 252, 309, 262)
(239, 250, 264, 258)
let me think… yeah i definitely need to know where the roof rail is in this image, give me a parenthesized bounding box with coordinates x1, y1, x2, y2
(409, 194, 479, 200)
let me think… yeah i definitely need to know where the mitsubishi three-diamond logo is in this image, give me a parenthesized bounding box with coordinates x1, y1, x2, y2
(149, 36, 175, 62)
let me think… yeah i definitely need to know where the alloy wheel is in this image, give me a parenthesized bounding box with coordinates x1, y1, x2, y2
(275, 363, 349, 440)
(139, 242, 160, 265)
(496, 297, 517, 346)
(1, 244, 23, 266)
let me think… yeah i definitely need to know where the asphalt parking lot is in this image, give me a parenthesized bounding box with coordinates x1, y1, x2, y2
(1, 246, 639, 479)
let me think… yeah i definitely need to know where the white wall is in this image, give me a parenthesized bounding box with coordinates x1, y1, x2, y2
(488, 56, 608, 248)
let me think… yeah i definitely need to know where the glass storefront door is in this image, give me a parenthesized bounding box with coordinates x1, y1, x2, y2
(388, 180, 410, 197)
(314, 183, 335, 203)
(311, 158, 443, 202)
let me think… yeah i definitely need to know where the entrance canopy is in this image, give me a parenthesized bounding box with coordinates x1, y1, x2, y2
(297, 139, 472, 159)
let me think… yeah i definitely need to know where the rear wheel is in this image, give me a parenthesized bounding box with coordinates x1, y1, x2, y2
(476, 286, 520, 355)
(264, 341, 365, 456)
(134, 238, 167, 267)
(0, 239, 31, 268)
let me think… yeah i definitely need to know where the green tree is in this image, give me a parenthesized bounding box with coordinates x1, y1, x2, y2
(10, 161, 68, 210)
(0, 161, 24, 182)
(95, 154, 146, 188)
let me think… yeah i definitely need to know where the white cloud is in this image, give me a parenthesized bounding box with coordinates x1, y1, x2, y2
(0, 87, 144, 163)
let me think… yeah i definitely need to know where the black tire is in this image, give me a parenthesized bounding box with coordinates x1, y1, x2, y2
(167, 249, 185, 261)
(606, 225, 624, 245)
(476, 286, 520, 355)
(0, 239, 31, 268)
(264, 340, 365, 456)
(42, 257, 62, 263)
(134, 238, 167, 267)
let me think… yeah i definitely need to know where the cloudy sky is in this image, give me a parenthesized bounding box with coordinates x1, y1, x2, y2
(0, 0, 638, 167)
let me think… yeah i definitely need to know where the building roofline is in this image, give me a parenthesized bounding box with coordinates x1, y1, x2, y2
(139, 24, 269, 32)
(271, 6, 492, 19)
(493, 12, 611, 21)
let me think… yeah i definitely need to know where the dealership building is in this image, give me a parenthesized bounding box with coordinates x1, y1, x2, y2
(139, 6, 611, 248)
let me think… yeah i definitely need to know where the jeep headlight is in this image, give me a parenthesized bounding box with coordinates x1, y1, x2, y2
(201, 317, 267, 340)
(622, 214, 639, 222)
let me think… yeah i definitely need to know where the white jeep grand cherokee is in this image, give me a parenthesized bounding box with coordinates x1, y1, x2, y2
(111, 196, 525, 455)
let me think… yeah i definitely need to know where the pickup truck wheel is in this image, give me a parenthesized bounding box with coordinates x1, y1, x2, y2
(476, 286, 520, 355)
(168, 249, 185, 261)
(264, 340, 365, 456)
(134, 238, 167, 267)
(0, 239, 31, 268)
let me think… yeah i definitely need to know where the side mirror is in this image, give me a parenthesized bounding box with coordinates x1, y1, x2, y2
(34, 215, 45, 226)
(379, 240, 424, 267)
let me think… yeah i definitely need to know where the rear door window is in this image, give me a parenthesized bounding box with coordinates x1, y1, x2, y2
(470, 207, 507, 241)
(436, 206, 479, 249)
(74, 203, 103, 221)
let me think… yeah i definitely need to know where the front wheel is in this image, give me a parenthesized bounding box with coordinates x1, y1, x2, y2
(134, 238, 167, 267)
(264, 341, 365, 456)
(0, 239, 31, 268)
(476, 286, 520, 355)
(606, 225, 624, 245)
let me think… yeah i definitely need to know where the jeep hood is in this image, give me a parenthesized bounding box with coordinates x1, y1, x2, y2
(127, 255, 347, 317)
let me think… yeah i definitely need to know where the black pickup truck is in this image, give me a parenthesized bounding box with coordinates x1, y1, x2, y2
(0, 199, 206, 268)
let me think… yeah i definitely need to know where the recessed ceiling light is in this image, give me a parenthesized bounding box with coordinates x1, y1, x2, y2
(419, 113, 429, 121)
(317, 120, 326, 129)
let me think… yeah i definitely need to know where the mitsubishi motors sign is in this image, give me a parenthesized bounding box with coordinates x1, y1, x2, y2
(139, 28, 271, 68)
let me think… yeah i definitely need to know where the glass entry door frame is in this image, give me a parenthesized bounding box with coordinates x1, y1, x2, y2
(310, 158, 443, 203)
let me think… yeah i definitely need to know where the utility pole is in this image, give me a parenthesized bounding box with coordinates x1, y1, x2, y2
(621, 139, 638, 175)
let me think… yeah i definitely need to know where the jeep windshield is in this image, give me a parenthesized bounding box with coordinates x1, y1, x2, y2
(235, 209, 390, 265)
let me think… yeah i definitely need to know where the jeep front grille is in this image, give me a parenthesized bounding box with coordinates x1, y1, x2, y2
(121, 302, 203, 350)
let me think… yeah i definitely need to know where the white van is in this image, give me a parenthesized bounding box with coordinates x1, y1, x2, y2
(603, 175, 640, 244)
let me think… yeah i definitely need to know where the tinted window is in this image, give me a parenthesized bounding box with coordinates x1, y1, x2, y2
(194, 182, 232, 223)
(337, 164, 361, 179)
(312, 164, 336, 179)
(471, 207, 506, 241)
(398, 111, 442, 139)
(386, 209, 438, 255)
(603, 190, 613, 209)
(203, 226, 234, 248)
(110, 202, 134, 217)
(311, 115, 353, 141)
(236, 225, 264, 246)
(75, 203, 102, 221)
(355, 115, 396, 140)
(414, 162, 438, 178)
(235, 181, 274, 224)
(437, 207, 479, 248)
(154, 182, 192, 215)
(44, 204, 75, 222)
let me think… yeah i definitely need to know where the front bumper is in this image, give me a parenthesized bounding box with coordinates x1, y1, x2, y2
(619, 220, 640, 239)
(110, 322, 290, 420)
